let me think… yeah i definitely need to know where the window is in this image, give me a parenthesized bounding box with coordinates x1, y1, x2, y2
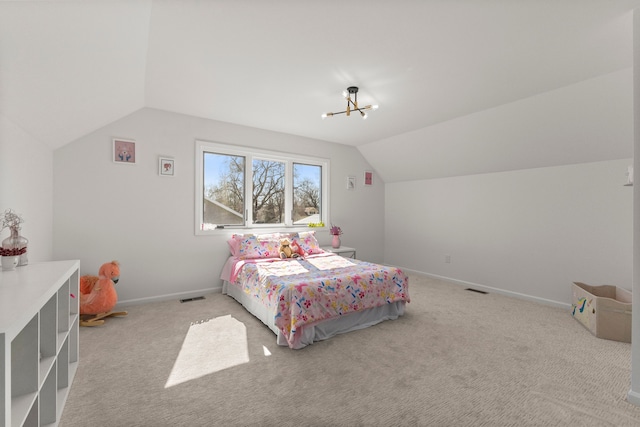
(196, 140, 329, 233)
(252, 158, 285, 224)
(293, 163, 322, 223)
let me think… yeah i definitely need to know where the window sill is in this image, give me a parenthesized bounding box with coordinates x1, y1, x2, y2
(196, 225, 328, 236)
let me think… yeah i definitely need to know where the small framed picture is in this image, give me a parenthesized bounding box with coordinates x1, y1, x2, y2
(347, 176, 356, 190)
(364, 170, 373, 186)
(159, 157, 175, 176)
(113, 138, 136, 164)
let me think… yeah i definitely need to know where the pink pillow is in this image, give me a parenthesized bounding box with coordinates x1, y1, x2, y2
(227, 234, 243, 256)
(295, 231, 323, 255)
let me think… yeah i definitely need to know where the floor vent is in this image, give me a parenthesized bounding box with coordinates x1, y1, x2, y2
(465, 288, 488, 295)
(180, 296, 205, 303)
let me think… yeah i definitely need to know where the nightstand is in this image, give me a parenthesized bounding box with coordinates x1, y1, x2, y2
(322, 246, 357, 259)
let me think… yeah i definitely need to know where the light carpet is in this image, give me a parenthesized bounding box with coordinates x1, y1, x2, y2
(60, 274, 640, 426)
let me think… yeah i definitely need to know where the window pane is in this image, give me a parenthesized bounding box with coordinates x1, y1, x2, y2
(203, 152, 245, 226)
(293, 163, 321, 225)
(252, 159, 285, 224)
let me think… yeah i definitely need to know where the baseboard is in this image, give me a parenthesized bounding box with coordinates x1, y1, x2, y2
(114, 269, 569, 310)
(116, 285, 223, 308)
(400, 267, 570, 310)
(628, 389, 640, 407)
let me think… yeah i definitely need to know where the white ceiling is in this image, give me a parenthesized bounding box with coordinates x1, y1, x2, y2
(1, 0, 639, 181)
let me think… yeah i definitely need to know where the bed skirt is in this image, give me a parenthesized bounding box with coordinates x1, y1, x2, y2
(223, 280, 406, 349)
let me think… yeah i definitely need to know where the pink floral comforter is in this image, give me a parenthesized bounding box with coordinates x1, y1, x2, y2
(224, 253, 409, 348)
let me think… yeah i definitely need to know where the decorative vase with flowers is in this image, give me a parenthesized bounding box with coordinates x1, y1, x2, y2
(330, 224, 343, 248)
(1, 209, 28, 267)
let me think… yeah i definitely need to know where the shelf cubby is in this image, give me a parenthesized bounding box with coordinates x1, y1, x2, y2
(0, 260, 80, 427)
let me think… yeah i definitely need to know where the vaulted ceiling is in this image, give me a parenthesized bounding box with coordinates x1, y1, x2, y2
(1, 1, 639, 182)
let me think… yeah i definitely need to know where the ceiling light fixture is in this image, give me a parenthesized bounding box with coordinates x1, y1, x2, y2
(322, 86, 378, 120)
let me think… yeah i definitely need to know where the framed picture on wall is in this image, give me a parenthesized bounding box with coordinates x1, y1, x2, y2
(364, 170, 373, 186)
(159, 157, 175, 176)
(347, 176, 356, 190)
(113, 138, 136, 164)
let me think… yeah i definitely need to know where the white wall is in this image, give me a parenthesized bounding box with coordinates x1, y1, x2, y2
(0, 113, 54, 262)
(360, 68, 632, 183)
(53, 108, 384, 304)
(385, 159, 632, 306)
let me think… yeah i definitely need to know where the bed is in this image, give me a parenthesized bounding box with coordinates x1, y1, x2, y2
(220, 231, 410, 349)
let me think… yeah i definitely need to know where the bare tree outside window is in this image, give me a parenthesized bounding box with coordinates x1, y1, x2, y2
(252, 159, 285, 223)
(204, 153, 245, 225)
(293, 163, 321, 224)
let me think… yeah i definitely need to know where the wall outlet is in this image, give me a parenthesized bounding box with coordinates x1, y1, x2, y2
(445, 254, 451, 263)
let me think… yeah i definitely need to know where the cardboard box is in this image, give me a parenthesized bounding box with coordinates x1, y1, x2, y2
(572, 282, 632, 343)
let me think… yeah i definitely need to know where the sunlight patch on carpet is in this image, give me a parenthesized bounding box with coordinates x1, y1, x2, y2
(165, 315, 249, 388)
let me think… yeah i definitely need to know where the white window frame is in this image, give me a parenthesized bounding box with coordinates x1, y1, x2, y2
(195, 140, 330, 235)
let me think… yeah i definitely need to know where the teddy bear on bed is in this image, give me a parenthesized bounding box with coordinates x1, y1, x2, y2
(279, 238, 305, 259)
(79, 260, 128, 326)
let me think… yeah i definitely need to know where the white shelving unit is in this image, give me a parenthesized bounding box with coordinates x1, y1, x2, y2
(0, 260, 80, 427)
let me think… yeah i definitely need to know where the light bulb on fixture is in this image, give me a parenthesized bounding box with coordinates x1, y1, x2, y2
(322, 86, 378, 120)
